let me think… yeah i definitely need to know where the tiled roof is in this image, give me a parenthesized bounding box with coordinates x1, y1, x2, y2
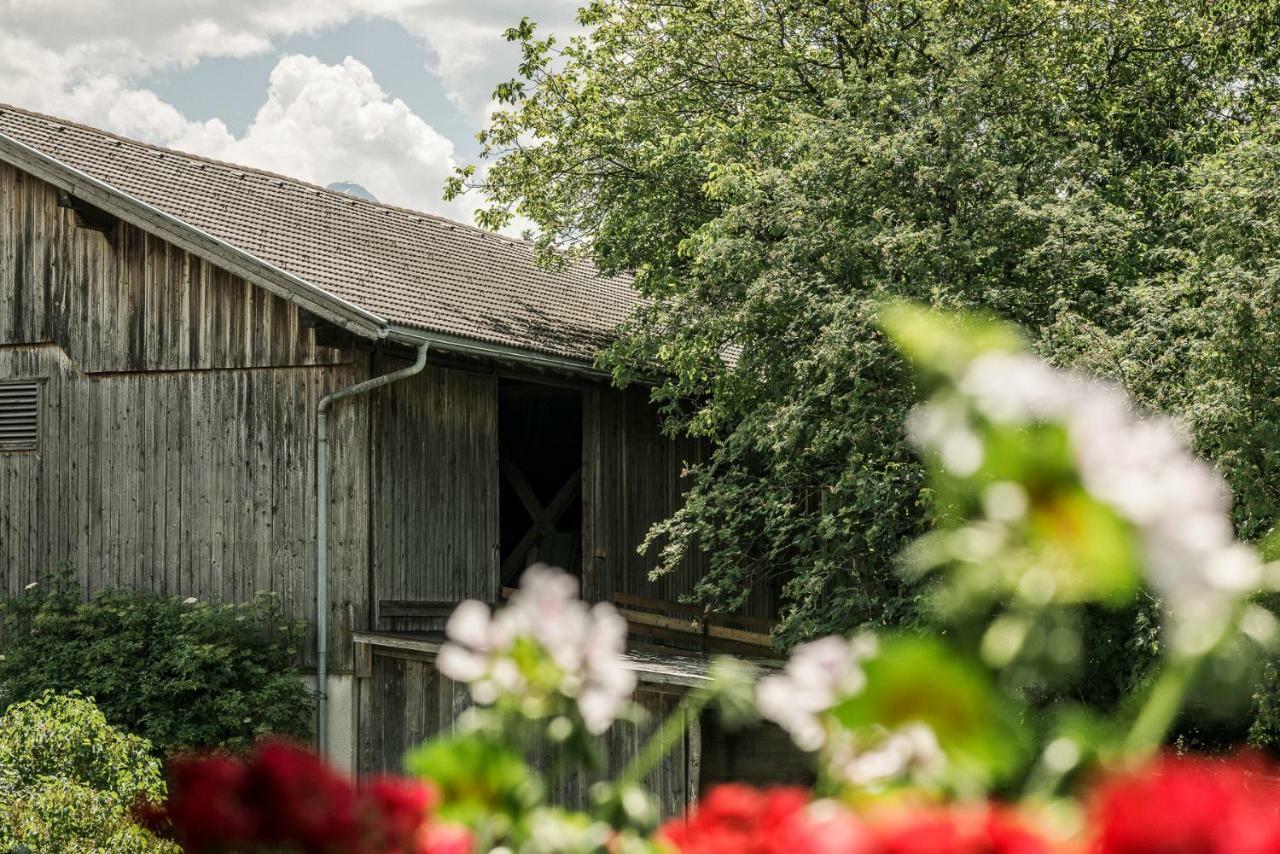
(0, 104, 638, 363)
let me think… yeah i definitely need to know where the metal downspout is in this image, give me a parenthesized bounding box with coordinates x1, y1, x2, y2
(316, 343, 430, 754)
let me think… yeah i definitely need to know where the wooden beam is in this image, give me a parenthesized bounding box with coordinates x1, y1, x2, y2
(616, 606, 699, 635)
(352, 631, 444, 657)
(613, 591, 706, 619)
(500, 467, 582, 582)
(499, 384, 582, 400)
(354, 640, 373, 679)
(378, 600, 466, 619)
(616, 607, 774, 649)
(499, 456, 544, 521)
(701, 622, 775, 649)
(495, 369, 596, 390)
(686, 710, 702, 812)
(351, 630, 726, 689)
(612, 591, 779, 633)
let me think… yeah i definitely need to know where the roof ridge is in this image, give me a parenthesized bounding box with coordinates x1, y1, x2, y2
(0, 101, 567, 259)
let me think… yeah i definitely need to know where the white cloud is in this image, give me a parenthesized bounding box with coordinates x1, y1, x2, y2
(0, 0, 584, 122)
(0, 1, 352, 72)
(0, 0, 586, 221)
(389, 0, 584, 117)
(171, 55, 469, 218)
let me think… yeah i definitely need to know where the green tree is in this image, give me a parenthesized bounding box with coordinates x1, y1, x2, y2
(459, 0, 1280, 648)
(0, 692, 176, 852)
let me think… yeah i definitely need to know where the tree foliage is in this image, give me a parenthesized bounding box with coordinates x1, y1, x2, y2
(0, 691, 176, 852)
(458, 0, 1280, 647)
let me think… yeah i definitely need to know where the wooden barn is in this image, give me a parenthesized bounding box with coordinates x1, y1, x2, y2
(0, 104, 801, 814)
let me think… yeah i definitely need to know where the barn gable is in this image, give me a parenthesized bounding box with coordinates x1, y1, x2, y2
(0, 161, 347, 372)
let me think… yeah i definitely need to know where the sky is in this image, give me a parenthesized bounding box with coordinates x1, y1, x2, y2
(0, 1, 582, 224)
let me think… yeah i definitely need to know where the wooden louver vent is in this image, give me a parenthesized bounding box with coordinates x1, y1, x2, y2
(0, 382, 39, 450)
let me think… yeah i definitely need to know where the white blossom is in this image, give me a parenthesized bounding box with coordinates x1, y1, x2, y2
(830, 723, 945, 788)
(437, 565, 636, 734)
(759, 634, 946, 787)
(756, 634, 877, 752)
(911, 350, 1261, 643)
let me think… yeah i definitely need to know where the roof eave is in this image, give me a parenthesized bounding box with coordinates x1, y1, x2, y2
(384, 324, 613, 379)
(0, 130, 388, 341)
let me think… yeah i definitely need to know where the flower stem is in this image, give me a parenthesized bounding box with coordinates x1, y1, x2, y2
(617, 688, 713, 789)
(1122, 653, 1200, 756)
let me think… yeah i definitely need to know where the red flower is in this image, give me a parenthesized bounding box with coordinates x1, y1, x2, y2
(1090, 754, 1280, 854)
(872, 806, 1055, 854)
(161, 753, 258, 853)
(153, 740, 464, 854)
(660, 784, 873, 854)
(420, 821, 475, 854)
(363, 775, 440, 853)
(246, 739, 363, 851)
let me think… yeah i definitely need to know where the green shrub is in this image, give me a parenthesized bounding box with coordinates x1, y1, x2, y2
(0, 574, 313, 754)
(0, 691, 177, 852)
(1249, 662, 1280, 752)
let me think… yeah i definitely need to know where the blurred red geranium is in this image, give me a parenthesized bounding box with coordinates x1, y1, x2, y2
(870, 806, 1057, 854)
(142, 739, 469, 854)
(661, 786, 1058, 854)
(141, 743, 1280, 853)
(659, 784, 873, 854)
(1090, 753, 1280, 854)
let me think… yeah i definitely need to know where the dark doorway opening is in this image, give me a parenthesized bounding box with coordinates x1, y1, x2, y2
(498, 380, 584, 588)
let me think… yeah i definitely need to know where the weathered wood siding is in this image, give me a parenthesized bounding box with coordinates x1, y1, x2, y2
(356, 649, 471, 775)
(585, 385, 774, 618)
(0, 163, 344, 371)
(357, 645, 693, 818)
(371, 360, 500, 630)
(0, 354, 373, 672)
(584, 385, 703, 604)
(698, 716, 812, 790)
(0, 164, 372, 671)
(0, 157, 766, 691)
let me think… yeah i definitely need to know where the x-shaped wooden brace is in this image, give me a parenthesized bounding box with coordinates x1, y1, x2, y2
(500, 457, 582, 586)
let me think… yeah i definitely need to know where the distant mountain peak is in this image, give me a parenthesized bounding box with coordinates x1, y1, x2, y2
(326, 181, 379, 202)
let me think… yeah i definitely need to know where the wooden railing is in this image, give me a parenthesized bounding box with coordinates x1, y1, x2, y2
(377, 590, 777, 653)
(607, 591, 775, 651)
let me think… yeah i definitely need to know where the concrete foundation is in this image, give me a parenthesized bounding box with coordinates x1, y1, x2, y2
(303, 673, 357, 773)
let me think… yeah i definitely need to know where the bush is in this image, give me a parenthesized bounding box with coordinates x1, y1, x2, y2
(0, 691, 176, 852)
(0, 574, 313, 754)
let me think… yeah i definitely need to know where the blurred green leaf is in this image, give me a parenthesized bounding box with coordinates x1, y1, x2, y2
(405, 731, 542, 827)
(880, 300, 1025, 383)
(1258, 525, 1280, 562)
(832, 634, 1028, 788)
(1021, 487, 1143, 605)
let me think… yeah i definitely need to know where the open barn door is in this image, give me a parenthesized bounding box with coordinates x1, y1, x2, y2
(497, 378, 584, 588)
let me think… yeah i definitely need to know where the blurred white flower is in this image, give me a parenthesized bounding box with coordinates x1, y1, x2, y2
(912, 350, 1261, 646)
(759, 634, 946, 787)
(831, 723, 945, 788)
(756, 633, 877, 752)
(437, 565, 636, 734)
